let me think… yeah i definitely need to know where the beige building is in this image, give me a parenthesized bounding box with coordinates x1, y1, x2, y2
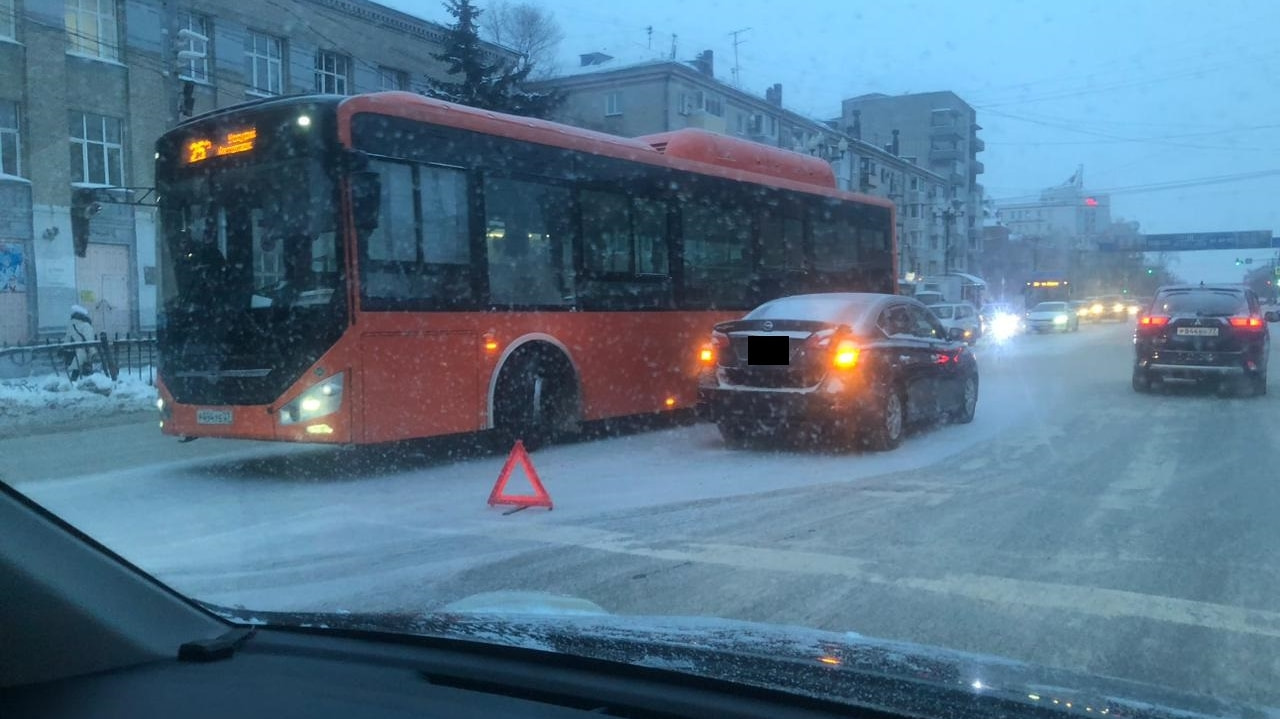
(0, 0, 512, 344)
(837, 91, 986, 273)
(536, 51, 949, 277)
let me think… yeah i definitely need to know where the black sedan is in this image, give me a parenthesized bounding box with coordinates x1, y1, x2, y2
(697, 293, 979, 451)
(1132, 284, 1279, 396)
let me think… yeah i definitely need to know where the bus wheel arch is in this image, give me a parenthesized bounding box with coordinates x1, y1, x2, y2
(488, 335, 582, 449)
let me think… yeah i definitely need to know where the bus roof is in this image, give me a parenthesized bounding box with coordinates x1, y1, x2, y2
(638, 129, 837, 190)
(334, 92, 892, 209)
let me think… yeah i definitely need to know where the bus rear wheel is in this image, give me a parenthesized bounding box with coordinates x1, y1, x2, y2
(494, 347, 579, 451)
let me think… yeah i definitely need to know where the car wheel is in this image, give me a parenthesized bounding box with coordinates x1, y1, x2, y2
(1132, 366, 1152, 393)
(716, 418, 754, 448)
(953, 375, 978, 424)
(865, 386, 905, 451)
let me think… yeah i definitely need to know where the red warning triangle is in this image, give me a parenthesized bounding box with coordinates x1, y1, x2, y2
(488, 440, 553, 511)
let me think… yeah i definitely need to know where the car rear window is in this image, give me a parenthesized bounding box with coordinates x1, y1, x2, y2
(747, 297, 872, 324)
(932, 306, 955, 319)
(1153, 291, 1247, 316)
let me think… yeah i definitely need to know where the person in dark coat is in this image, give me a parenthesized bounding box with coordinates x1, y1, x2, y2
(64, 304, 98, 381)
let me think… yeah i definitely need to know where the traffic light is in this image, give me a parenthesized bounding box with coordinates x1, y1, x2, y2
(1145, 267, 1155, 275)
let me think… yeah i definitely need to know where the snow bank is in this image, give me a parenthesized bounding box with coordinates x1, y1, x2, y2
(0, 370, 157, 436)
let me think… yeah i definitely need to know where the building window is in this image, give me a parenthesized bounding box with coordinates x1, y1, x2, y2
(315, 50, 352, 94)
(930, 234, 939, 250)
(604, 92, 621, 116)
(0, 100, 19, 177)
(245, 31, 284, 96)
(909, 230, 920, 246)
(69, 111, 123, 186)
(909, 204, 920, 218)
(0, 0, 15, 40)
(65, 0, 119, 60)
(378, 66, 409, 91)
(178, 12, 210, 83)
(704, 93, 723, 117)
(909, 176, 919, 191)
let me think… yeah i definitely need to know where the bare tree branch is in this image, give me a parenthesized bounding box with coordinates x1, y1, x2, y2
(482, 1, 565, 78)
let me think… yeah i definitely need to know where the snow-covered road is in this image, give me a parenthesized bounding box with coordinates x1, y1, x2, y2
(7, 321, 1280, 706)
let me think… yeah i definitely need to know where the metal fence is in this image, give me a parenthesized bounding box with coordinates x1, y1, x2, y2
(0, 333, 156, 384)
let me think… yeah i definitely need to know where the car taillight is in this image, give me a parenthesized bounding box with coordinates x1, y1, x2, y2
(832, 339, 860, 369)
(1228, 316, 1264, 329)
(1139, 315, 1169, 326)
(700, 331, 729, 365)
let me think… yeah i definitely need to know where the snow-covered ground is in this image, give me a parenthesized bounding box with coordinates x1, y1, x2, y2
(11, 324, 1127, 612)
(0, 371, 157, 437)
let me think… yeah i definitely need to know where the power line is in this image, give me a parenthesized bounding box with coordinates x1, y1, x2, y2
(991, 168, 1280, 203)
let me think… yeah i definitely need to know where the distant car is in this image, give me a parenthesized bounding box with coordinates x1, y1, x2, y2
(1069, 300, 1091, 321)
(928, 302, 981, 345)
(1133, 284, 1279, 395)
(1025, 301, 1079, 333)
(980, 302, 1023, 339)
(697, 293, 979, 451)
(1088, 295, 1128, 321)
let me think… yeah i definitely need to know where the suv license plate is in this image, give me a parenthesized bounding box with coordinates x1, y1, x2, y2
(196, 409, 233, 425)
(1176, 327, 1219, 336)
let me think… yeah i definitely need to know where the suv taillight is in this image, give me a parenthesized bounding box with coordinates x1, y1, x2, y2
(1139, 315, 1169, 327)
(1229, 316, 1264, 329)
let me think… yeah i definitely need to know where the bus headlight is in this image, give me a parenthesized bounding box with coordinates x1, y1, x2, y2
(279, 373, 344, 425)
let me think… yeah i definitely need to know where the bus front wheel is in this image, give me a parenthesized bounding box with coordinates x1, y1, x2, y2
(494, 347, 579, 451)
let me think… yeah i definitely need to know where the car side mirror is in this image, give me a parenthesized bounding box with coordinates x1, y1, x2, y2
(947, 327, 966, 341)
(1265, 310, 1280, 323)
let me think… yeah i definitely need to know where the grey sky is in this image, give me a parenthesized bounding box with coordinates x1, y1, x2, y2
(385, 0, 1280, 239)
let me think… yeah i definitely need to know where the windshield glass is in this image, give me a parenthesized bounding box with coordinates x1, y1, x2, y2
(746, 296, 871, 323)
(159, 159, 340, 314)
(1153, 291, 1248, 316)
(6, 1, 1280, 715)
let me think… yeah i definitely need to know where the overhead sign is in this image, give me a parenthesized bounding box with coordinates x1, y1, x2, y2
(1140, 230, 1274, 252)
(184, 127, 258, 165)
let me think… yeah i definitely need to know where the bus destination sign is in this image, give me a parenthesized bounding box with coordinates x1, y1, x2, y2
(185, 127, 258, 165)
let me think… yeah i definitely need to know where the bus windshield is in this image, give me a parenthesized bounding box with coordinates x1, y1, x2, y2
(159, 158, 341, 315)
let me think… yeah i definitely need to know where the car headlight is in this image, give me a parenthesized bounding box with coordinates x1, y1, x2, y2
(279, 372, 344, 425)
(1091, 304, 1103, 313)
(1053, 314, 1068, 324)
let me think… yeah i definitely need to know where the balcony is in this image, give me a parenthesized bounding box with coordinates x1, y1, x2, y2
(949, 172, 965, 186)
(930, 124, 962, 140)
(971, 135, 985, 152)
(970, 160, 985, 175)
(929, 146, 962, 162)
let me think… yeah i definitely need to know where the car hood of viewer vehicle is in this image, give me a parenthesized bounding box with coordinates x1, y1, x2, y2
(206, 591, 1273, 719)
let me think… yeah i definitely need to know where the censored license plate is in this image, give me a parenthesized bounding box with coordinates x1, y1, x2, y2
(196, 408, 234, 425)
(1176, 327, 1219, 336)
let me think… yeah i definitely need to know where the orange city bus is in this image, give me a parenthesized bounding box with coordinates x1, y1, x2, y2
(153, 92, 896, 445)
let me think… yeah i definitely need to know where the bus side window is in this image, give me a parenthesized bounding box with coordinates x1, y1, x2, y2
(681, 197, 751, 309)
(418, 166, 472, 306)
(360, 161, 416, 304)
(484, 177, 573, 307)
(578, 191, 671, 310)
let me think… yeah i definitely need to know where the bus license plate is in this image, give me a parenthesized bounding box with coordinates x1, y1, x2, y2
(1176, 327, 1218, 336)
(196, 409, 233, 425)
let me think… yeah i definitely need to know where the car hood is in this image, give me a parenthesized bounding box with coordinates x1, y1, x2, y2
(205, 592, 1274, 719)
(1026, 311, 1067, 319)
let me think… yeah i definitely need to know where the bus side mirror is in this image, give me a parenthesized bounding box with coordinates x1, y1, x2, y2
(350, 172, 380, 231)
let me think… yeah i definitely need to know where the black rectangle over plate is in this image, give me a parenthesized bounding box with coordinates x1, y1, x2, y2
(747, 335, 789, 365)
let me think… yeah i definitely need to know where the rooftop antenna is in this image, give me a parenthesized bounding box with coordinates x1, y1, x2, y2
(729, 27, 751, 85)
(670, 33, 677, 60)
(646, 25, 653, 50)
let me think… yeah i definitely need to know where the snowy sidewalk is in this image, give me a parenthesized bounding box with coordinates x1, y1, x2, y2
(0, 372, 158, 439)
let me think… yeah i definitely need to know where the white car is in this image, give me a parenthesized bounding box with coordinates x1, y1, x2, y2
(928, 302, 981, 344)
(1025, 301, 1080, 333)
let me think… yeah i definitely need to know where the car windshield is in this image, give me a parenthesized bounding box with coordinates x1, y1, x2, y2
(5, 1, 1280, 715)
(746, 295, 871, 324)
(1153, 291, 1248, 316)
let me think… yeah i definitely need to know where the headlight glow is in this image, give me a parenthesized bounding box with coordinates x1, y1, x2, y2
(279, 372, 344, 426)
(1091, 304, 1103, 313)
(1053, 314, 1068, 324)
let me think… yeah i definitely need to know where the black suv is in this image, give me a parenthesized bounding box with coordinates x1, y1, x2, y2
(1132, 285, 1280, 395)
